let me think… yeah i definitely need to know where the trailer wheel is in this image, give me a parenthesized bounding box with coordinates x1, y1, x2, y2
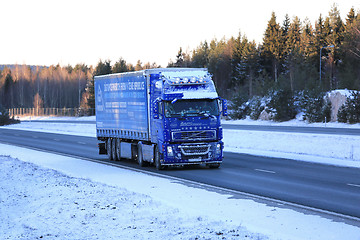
(112, 138, 118, 160)
(107, 138, 113, 160)
(137, 142, 146, 167)
(115, 139, 121, 161)
(154, 145, 164, 170)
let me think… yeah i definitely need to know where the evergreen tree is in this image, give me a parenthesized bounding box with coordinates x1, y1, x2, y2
(321, 4, 345, 89)
(191, 41, 209, 68)
(300, 19, 318, 89)
(315, 14, 326, 62)
(281, 14, 291, 57)
(345, 7, 356, 27)
(283, 16, 302, 92)
(135, 60, 143, 71)
(175, 47, 184, 67)
(169, 47, 191, 67)
(339, 9, 360, 89)
(232, 35, 259, 97)
(262, 12, 282, 83)
(207, 37, 233, 96)
(87, 60, 112, 110)
(1, 69, 15, 108)
(231, 32, 247, 89)
(112, 57, 128, 73)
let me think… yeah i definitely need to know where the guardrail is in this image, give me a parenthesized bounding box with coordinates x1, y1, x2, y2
(8, 108, 95, 117)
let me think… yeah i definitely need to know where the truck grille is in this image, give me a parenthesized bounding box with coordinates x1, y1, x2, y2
(172, 130, 216, 141)
(179, 144, 210, 156)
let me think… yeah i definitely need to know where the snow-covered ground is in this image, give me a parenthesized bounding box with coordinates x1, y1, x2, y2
(1, 145, 360, 240)
(1, 117, 360, 239)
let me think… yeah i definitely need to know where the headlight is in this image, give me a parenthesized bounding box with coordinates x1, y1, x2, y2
(216, 143, 221, 154)
(167, 146, 174, 156)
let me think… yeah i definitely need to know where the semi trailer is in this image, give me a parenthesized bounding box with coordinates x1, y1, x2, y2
(95, 68, 227, 170)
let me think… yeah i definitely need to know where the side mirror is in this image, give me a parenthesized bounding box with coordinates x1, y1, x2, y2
(153, 99, 160, 119)
(222, 98, 228, 116)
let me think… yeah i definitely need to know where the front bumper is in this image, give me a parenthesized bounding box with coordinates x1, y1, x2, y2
(161, 141, 223, 165)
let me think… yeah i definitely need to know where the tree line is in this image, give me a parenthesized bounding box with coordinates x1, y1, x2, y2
(171, 5, 360, 98)
(0, 60, 159, 110)
(0, 4, 359, 112)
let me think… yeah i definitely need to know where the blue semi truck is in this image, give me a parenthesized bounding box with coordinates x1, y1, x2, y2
(95, 68, 227, 170)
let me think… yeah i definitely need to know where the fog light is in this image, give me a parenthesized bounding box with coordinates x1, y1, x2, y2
(167, 146, 174, 156)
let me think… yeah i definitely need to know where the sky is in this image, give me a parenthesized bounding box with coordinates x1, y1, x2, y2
(1, 0, 359, 67)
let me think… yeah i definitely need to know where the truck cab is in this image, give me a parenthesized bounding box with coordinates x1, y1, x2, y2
(149, 69, 227, 169)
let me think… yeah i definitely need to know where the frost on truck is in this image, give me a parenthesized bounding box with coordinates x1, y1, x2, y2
(95, 68, 227, 170)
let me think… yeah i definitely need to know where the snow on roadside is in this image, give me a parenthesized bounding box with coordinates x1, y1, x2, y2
(0, 155, 259, 240)
(1, 145, 360, 240)
(2, 121, 96, 137)
(224, 116, 360, 129)
(223, 129, 360, 168)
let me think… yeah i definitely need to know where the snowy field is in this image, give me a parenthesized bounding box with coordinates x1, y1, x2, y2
(1, 117, 360, 239)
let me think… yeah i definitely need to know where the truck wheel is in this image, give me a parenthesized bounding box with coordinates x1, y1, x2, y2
(154, 145, 164, 170)
(137, 142, 146, 167)
(116, 139, 121, 161)
(112, 138, 118, 160)
(107, 138, 113, 160)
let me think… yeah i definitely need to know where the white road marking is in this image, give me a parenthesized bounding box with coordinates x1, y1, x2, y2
(77, 142, 86, 145)
(347, 183, 360, 188)
(255, 168, 276, 174)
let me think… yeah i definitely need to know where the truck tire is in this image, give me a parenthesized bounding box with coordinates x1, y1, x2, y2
(137, 142, 146, 167)
(112, 138, 118, 160)
(115, 139, 121, 161)
(107, 138, 113, 160)
(154, 145, 164, 170)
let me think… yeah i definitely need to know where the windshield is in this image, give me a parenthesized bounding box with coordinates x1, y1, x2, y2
(164, 99, 219, 118)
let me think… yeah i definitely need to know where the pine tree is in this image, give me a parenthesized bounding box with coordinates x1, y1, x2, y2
(135, 60, 143, 71)
(87, 60, 112, 111)
(262, 12, 282, 83)
(242, 40, 259, 97)
(112, 57, 128, 73)
(1, 69, 14, 108)
(231, 32, 247, 89)
(300, 18, 318, 89)
(325, 4, 345, 89)
(283, 16, 302, 92)
(191, 41, 209, 68)
(345, 7, 356, 27)
(339, 8, 360, 89)
(281, 14, 291, 57)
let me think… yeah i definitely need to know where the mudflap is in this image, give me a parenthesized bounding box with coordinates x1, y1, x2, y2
(98, 142, 107, 155)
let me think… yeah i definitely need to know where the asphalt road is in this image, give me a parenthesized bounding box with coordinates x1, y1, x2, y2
(1, 128, 360, 219)
(22, 120, 360, 136)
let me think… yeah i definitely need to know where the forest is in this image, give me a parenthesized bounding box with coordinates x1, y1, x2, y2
(0, 5, 359, 120)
